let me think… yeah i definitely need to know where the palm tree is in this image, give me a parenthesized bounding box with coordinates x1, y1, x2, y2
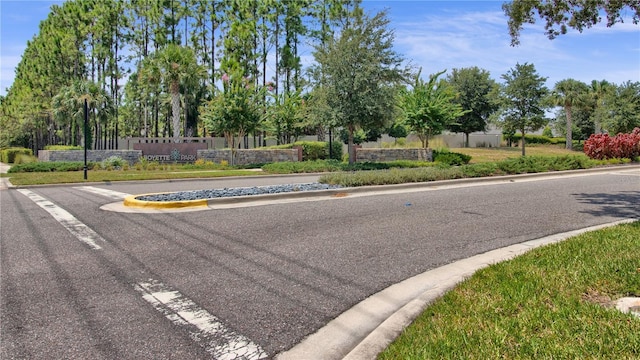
(589, 80, 612, 134)
(145, 44, 205, 142)
(549, 79, 589, 150)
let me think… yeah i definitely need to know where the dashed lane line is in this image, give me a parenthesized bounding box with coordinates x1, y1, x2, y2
(134, 279, 269, 360)
(17, 189, 105, 250)
(74, 186, 130, 200)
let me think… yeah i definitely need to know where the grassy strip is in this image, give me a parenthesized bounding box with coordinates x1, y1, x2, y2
(379, 222, 640, 359)
(3, 169, 260, 185)
(319, 156, 630, 187)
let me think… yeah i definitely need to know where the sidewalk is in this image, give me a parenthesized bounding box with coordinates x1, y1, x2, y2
(0, 162, 12, 190)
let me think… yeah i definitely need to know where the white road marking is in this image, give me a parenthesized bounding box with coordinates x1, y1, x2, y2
(74, 186, 130, 200)
(135, 279, 268, 360)
(17, 189, 105, 250)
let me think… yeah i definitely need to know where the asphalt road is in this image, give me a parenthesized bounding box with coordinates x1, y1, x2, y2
(1, 167, 639, 359)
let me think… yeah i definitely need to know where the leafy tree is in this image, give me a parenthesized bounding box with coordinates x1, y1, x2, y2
(267, 91, 307, 145)
(503, 0, 640, 45)
(588, 79, 614, 133)
(494, 63, 549, 156)
(598, 81, 640, 134)
(313, 7, 407, 163)
(399, 70, 467, 148)
(446, 67, 499, 147)
(547, 79, 589, 150)
(200, 71, 265, 160)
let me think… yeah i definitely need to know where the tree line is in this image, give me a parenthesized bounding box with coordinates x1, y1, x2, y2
(0, 0, 638, 163)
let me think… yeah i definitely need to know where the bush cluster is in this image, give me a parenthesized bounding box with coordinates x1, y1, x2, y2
(262, 159, 439, 174)
(1, 147, 33, 163)
(268, 141, 342, 161)
(506, 134, 564, 145)
(101, 156, 127, 170)
(433, 149, 472, 165)
(262, 160, 343, 173)
(8, 161, 95, 173)
(583, 128, 640, 160)
(319, 155, 618, 187)
(44, 145, 83, 150)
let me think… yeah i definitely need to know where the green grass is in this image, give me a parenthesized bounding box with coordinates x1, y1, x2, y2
(3, 168, 261, 185)
(2, 146, 633, 186)
(379, 222, 640, 359)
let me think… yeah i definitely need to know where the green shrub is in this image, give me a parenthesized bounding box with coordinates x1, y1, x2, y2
(507, 134, 564, 145)
(13, 154, 38, 164)
(101, 156, 126, 170)
(44, 145, 83, 150)
(262, 159, 342, 174)
(1, 147, 33, 163)
(8, 161, 95, 173)
(319, 155, 603, 187)
(433, 149, 472, 165)
(267, 141, 342, 161)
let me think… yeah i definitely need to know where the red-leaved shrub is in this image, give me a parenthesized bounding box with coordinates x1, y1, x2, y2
(584, 127, 640, 160)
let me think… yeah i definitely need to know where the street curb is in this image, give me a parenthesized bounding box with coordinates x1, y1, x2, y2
(276, 219, 638, 360)
(122, 164, 640, 209)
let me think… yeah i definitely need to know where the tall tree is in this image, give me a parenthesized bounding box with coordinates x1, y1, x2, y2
(494, 63, 549, 156)
(141, 44, 204, 142)
(503, 0, 640, 45)
(598, 81, 640, 134)
(548, 79, 589, 150)
(588, 80, 613, 134)
(314, 7, 407, 163)
(446, 67, 499, 147)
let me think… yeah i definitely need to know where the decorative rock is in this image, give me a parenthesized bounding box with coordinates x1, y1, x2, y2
(136, 183, 342, 202)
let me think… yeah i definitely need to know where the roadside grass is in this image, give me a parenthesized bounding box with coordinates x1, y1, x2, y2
(2, 146, 631, 186)
(2, 168, 260, 185)
(379, 222, 640, 360)
(454, 145, 579, 163)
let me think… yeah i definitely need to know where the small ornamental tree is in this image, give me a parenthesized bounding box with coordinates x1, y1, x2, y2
(200, 71, 265, 163)
(400, 70, 467, 148)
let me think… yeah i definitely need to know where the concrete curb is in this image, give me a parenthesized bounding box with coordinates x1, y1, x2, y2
(276, 219, 638, 360)
(122, 164, 640, 210)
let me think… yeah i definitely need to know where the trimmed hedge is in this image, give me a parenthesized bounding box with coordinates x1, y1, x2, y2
(268, 141, 342, 161)
(7, 161, 96, 173)
(506, 134, 565, 145)
(433, 149, 472, 165)
(1, 147, 33, 163)
(319, 155, 624, 187)
(44, 145, 83, 150)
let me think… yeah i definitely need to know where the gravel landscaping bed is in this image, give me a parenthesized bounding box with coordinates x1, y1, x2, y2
(136, 183, 342, 202)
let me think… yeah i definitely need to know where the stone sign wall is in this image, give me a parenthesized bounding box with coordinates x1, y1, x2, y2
(38, 150, 142, 164)
(197, 149, 300, 165)
(132, 143, 208, 163)
(355, 148, 433, 162)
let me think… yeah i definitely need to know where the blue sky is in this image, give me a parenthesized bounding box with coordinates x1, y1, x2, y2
(1, 0, 639, 97)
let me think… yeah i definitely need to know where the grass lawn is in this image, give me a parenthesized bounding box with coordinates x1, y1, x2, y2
(379, 222, 640, 359)
(454, 145, 580, 163)
(3, 145, 588, 186)
(2, 168, 261, 186)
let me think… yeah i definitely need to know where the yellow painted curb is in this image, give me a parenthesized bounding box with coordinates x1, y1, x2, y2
(123, 194, 208, 209)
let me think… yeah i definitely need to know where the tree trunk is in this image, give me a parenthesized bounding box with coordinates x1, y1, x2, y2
(565, 105, 573, 150)
(521, 129, 526, 156)
(348, 125, 355, 164)
(171, 81, 181, 142)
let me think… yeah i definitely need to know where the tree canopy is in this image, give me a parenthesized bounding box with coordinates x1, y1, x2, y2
(503, 0, 640, 45)
(446, 67, 499, 147)
(313, 6, 408, 163)
(494, 63, 549, 156)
